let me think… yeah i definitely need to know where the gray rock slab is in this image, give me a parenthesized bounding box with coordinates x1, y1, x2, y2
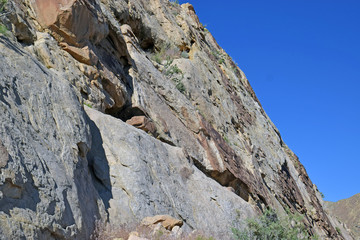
(86, 106, 256, 239)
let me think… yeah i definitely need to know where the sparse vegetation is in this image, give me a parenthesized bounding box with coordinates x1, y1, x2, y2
(169, 0, 180, 6)
(211, 50, 227, 66)
(176, 81, 186, 93)
(163, 63, 186, 94)
(232, 208, 310, 240)
(151, 43, 180, 64)
(320, 192, 325, 199)
(0, 0, 7, 12)
(314, 185, 325, 199)
(195, 236, 215, 240)
(0, 24, 6, 34)
(335, 226, 341, 235)
(165, 64, 182, 76)
(84, 102, 93, 108)
(211, 50, 220, 59)
(0, 0, 7, 34)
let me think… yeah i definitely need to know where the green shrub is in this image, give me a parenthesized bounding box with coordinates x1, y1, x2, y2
(211, 50, 227, 66)
(195, 236, 215, 240)
(0, 24, 6, 34)
(335, 227, 341, 235)
(0, 0, 8, 35)
(176, 81, 186, 93)
(232, 208, 310, 240)
(153, 54, 162, 64)
(151, 43, 180, 65)
(163, 63, 186, 94)
(211, 50, 220, 59)
(165, 64, 182, 76)
(0, 0, 7, 12)
(84, 102, 93, 108)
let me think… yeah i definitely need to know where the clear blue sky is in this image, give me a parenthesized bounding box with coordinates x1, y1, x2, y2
(178, 0, 360, 202)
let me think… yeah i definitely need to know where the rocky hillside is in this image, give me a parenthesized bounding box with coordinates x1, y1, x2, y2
(325, 194, 360, 239)
(0, 0, 351, 239)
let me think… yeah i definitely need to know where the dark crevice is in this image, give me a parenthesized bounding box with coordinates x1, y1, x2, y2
(117, 106, 147, 122)
(157, 137, 176, 146)
(192, 158, 250, 203)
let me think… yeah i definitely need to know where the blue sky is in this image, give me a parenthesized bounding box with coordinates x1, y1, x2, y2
(178, 0, 360, 202)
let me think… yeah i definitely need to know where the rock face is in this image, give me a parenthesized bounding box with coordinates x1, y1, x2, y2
(325, 194, 360, 239)
(0, 37, 105, 239)
(0, 0, 351, 239)
(85, 106, 255, 238)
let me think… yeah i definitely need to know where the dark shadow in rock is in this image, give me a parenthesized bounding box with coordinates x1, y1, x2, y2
(85, 114, 112, 214)
(0, 157, 41, 215)
(0, 36, 25, 56)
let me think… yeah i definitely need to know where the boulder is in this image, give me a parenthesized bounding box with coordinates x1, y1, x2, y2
(141, 215, 183, 230)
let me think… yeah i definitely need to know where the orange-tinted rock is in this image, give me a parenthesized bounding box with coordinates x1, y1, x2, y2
(141, 215, 183, 230)
(126, 116, 156, 135)
(32, 0, 108, 46)
(60, 42, 98, 65)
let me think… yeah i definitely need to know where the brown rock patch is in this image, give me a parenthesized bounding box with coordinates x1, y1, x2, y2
(141, 215, 183, 231)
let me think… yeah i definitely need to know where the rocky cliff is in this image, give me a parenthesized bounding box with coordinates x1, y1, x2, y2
(325, 194, 360, 239)
(0, 0, 350, 239)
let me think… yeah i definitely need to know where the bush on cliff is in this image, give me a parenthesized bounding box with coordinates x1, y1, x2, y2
(232, 208, 311, 240)
(0, 0, 7, 34)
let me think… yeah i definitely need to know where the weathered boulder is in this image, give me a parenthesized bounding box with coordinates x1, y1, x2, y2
(141, 215, 183, 230)
(126, 115, 157, 135)
(32, 0, 108, 47)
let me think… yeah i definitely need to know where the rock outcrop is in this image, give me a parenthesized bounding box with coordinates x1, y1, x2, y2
(0, 0, 351, 239)
(0, 36, 104, 239)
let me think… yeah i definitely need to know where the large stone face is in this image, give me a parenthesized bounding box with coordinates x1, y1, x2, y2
(0, 0, 352, 239)
(0, 37, 105, 239)
(86, 107, 256, 238)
